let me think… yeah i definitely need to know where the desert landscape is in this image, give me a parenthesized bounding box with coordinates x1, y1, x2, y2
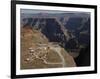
(20, 9, 90, 69)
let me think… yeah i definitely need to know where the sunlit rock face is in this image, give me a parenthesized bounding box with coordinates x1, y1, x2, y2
(21, 27, 76, 69)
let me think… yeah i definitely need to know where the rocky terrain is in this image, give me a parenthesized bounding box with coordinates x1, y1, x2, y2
(21, 11, 90, 67)
(21, 26, 76, 69)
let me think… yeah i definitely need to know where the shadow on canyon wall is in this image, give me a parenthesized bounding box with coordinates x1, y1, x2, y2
(75, 45, 90, 66)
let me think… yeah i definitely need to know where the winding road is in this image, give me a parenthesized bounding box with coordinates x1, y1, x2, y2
(50, 46, 66, 67)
